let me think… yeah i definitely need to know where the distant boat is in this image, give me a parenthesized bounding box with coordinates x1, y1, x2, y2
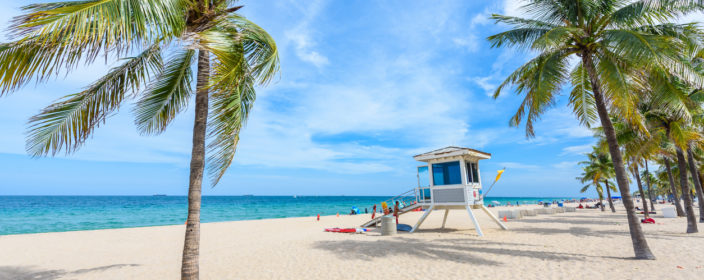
(153, 194, 167, 197)
(243, 194, 254, 197)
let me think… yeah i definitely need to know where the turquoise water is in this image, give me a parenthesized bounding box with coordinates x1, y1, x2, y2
(0, 196, 574, 235)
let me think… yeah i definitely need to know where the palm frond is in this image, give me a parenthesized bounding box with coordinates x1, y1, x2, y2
(487, 27, 551, 50)
(206, 72, 255, 186)
(495, 48, 573, 137)
(568, 62, 598, 127)
(0, 0, 185, 94)
(26, 44, 162, 156)
(198, 15, 280, 186)
(134, 49, 195, 135)
(200, 15, 280, 86)
(11, 0, 185, 42)
(609, 0, 704, 28)
(596, 51, 647, 133)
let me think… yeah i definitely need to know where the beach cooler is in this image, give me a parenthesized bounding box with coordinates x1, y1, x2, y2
(662, 207, 677, 218)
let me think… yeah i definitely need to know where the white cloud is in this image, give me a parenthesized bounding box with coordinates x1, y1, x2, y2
(283, 0, 329, 68)
(471, 76, 498, 97)
(503, 0, 529, 17)
(232, 52, 473, 173)
(286, 31, 329, 68)
(452, 36, 479, 52)
(552, 161, 579, 169)
(498, 162, 540, 169)
(470, 11, 492, 27)
(561, 144, 594, 156)
(452, 8, 492, 52)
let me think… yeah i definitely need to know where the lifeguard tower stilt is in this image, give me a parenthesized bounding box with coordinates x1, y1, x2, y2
(361, 146, 507, 236)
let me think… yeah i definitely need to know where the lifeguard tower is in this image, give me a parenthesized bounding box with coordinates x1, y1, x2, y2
(361, 146, 507, 236)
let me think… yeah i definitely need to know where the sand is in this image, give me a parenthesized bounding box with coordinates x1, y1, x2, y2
(1, 203, 703, 280)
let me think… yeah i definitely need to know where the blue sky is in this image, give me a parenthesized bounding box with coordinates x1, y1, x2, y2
(1, 1, 700, 197)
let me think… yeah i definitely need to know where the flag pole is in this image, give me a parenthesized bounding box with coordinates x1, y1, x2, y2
(482, 168, 505, 199)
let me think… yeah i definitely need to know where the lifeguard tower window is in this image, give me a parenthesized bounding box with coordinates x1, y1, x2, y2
(466, 162, 479, 183)
(417, 166, 430, 187)
(432, 161, 462, 185)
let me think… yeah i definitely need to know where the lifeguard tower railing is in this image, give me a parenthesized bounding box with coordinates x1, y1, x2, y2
(379, 188, 420, 209)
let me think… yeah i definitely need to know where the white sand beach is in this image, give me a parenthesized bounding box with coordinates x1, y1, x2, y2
(1, 204, 703, 280)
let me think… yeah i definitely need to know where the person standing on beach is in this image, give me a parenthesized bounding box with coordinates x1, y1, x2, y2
(394, 201, 400, 224)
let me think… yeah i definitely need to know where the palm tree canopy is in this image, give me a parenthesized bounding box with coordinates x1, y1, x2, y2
(488, 0, 704, 137)
(578, 147, 619, 190)
(0, 0, 280, 186)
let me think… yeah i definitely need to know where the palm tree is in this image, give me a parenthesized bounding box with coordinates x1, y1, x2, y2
(686, 144, 704, 222)
(578, 176, 607, 211)
(488, 0, 704, 259)
(594, 116, 656, 216)
(0, 1, 280, 279)
(662, 153, 686, 216)
(579, 148, 618, 212)
(642, 162, 656, 211)
(642, 90, 700, 232)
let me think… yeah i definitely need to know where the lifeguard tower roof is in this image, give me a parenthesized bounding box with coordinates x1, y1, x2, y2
(413, 146, 491, 162)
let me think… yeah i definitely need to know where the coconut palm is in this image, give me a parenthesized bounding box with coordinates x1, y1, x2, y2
(642, 161, 656, 211)
(578, 176, 607, 211)
(641, 167, 657, 210)
(660, 149, 686, 216)
(579, 148, 618, 212)
(488, 0, 704, 259)
(594, 117, 655, 216)
(643, 98, 700, 232)
(684, 87, 704, 222)
(686, 143, 704, 222)
(0, 1, 280, 279)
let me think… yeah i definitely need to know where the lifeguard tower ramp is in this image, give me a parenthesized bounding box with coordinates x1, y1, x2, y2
(361, 146, 508, 236)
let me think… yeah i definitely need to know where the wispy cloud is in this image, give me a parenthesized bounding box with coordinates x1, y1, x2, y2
(552, 161, 579, 169)
(283, 0, 329, 68)
(498, 162, 540, 169)
(561, 144, 594, 156)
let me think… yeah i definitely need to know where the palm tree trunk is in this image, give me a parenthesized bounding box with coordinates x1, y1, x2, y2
(700, 172, 704, 201)
(664, 157, 685, 216)
(686, 145, 704, 223)
(599, 190, 605, 212)
(181, 50, 210, 280)
(644, 161, 655, 211)
(583, 54, 654, 259)
(604, 180, 616, 213)
(633, 163, 649, 217)
(675, 147, 697, 233)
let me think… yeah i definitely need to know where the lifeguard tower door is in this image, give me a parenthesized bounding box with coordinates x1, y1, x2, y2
(417, 166, 431, 203)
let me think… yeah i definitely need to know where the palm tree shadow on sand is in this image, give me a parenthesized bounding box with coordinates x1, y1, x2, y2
(0, 264, 139, 280)
(312, 236, 625, 266)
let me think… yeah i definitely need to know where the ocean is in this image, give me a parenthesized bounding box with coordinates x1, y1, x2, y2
(0, 196, 575, 235)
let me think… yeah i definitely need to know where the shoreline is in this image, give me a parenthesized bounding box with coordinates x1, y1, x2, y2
(1, 201, 579, 236)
